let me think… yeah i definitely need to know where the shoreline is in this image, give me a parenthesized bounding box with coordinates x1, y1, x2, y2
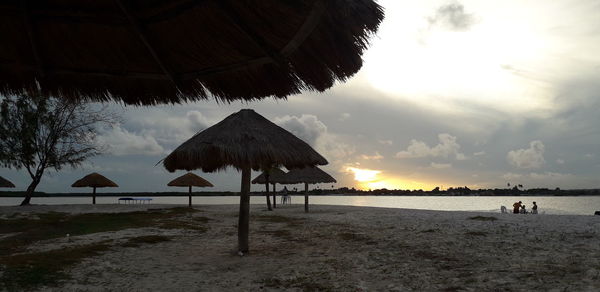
(0, 203, 599, 217)
(3, 192, 600, 197)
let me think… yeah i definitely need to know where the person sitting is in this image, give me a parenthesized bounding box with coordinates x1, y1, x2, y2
(532, 202, 538, 214)
(513, 201, 522, 214)
(520, 204, 527, 214)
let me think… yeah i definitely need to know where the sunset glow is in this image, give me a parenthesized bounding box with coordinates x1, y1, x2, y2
(346, 166, 434, 190)
(346, 167, 380, 182)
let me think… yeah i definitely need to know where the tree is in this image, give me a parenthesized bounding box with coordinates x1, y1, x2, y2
(0, 94, 117, 206)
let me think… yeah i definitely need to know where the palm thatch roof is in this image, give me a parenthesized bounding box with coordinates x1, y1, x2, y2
(168, 172, 213, 187)
(0, 0, 384, 105)
(281, 166, 336, 184)
(71, 173, 118, 188)
(163, 109, 327, 173)
(0, 176, 15, 188)
(251, 168, 287, 184)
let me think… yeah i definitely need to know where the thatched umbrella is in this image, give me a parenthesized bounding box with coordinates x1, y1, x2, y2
(282, 166, 336, 213)
(1, 1, 384, 105)
(163, 109, 327, 253)
(0, 176, 15, 188)
(252, 167, 287, 210)
(167, 172, 213, 207)
(71, 173, 118, 204)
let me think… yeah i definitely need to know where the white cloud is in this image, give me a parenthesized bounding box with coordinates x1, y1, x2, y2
(97, 124, 165, 156)
(502, 172, 523, 180)
(529, 172, 573, 180)
(556, 159, 565, 165)
(339, 113, 351, 121)
(274, 114, 327, 146)
(361, 152, 384, 161)
(130, 110, 211, 145)
(395, 133, 465, 160)
(428, 1, 477, 32)
(507, 140, 545, 169)
(585, 153, 594, 158)
(378, 139, 393, 145)
(275, 114, 354, 169)
(430, 162, 452, 169)
(474, 151, 486, 156)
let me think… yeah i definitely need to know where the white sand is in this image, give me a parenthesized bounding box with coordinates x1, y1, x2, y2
(1, 204, 600, 291)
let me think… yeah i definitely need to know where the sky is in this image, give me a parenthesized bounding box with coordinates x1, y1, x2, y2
(2, 0, 600, 193)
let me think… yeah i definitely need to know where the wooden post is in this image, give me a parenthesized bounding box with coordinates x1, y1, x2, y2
(188, 185, 192, 207)
(265, 172, 272, 211)
(304, 182, 309, 213)
(272, 183, 276, 208)
(238, 166, 251, 253)
(92, 187, 96, 205)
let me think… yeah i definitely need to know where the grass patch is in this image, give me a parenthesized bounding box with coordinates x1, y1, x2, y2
(258, 229, 293, 240)
(465, 231, 487, 236)
(261, 276, 335, 292)
(468, 216, 498, 221)
(0, 208, 200, 256)
(338, 232, 371, 242)
(414, 249, 460, 266)
(121, 235, 171, 248)
(158, 216, 210, 232)
(0, 242, 111, 291)
(420, 228, 439, 233)
(255, 215, 305, 227)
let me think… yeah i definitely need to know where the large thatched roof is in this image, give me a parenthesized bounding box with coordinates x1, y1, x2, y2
(72, 173, 118, 188)
(0, 0, 384, 105)
(0, 176, 15, 188)
(281, 166, 336, 184)
(168, 172, 213, 187)
(251, 168, 287, 184)
(163, 109, 327, 173)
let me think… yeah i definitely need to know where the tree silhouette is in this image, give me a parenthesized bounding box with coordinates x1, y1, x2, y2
(0, 95, 117, 205)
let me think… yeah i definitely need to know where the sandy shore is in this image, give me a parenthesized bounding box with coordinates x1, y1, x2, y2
(1, 204, 600, 291)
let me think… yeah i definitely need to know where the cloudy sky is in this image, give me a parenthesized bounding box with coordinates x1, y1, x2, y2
(2, 0, 600, 193)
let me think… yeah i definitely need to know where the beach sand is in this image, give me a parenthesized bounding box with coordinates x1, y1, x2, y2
(1, 204, 599, 291)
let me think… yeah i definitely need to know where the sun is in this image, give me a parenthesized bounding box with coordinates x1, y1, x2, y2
(346, 166, 434, 190)
(346, 167, 381, 182)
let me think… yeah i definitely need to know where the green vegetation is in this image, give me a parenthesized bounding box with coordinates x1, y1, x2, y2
(0, 207, 199, 256)
(0, 207, 206, 290)
(0, 242, 111, 291)
(420, 228, 439, 233)
(257, 229, 293, 240)
(255, 215, 305, 227)
(122, 235, 171, 247)
(465, 231, 488, 236)
(261, 276, 336, 292)
(338, 232, 371, 242)
(468, 216, 498, 221)
(0, 94, 118, 205)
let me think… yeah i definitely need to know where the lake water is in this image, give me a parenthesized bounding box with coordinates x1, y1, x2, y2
(2, 195, 600, 215)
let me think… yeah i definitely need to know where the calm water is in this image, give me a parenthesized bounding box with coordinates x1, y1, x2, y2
(2, 195, 600, 215)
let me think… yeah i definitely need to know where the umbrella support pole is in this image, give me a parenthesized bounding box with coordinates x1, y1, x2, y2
(304, 182, 309, 213)
(238, 166, 251, 253)
(188, 185, 192, 207)
(92, 187, 96, 205)
(272, 183, 276, 208)
(265, 172, 272, 211)
(265, 183, 272, 211)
